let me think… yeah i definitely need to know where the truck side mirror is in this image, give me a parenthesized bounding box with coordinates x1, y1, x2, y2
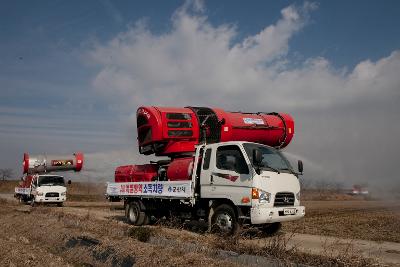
(298, 160, 303, 175)
(253, 149, 262, 175)
(68, 180, 72, 185)
(253, 149, 262, 165)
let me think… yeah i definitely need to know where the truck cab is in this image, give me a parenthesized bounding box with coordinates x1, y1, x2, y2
(31, 174, 67, 206)
(198, 141, 305, 232)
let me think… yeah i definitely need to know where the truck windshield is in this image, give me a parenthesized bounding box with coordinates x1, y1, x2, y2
(38, 176, 65, 186)
(243, 143, 294, 174)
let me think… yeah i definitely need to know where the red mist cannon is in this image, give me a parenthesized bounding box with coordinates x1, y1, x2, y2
(114, 106, 295, 183)
(136, 106, 294, 156)
(23, 152, 84, 174)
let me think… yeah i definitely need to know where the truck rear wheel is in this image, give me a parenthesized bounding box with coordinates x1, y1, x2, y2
(125, 202, 129, 217)
(127, 201, 146, 226)
(211, 204, 238, 235)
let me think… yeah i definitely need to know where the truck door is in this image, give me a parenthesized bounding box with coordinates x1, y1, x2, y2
(198, 146, 213, 195)
(200, 144, 252, 204)
(30, 176, 38, 196)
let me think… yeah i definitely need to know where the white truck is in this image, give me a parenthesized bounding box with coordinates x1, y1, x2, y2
(106, 141, 305, 234)
(14, 152, 83, 206)
(15, 174, 67, 206)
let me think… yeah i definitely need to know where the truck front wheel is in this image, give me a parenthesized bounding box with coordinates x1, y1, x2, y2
(260, 222, 281, 236)
(127, 201, 146, 226)
(211, 204, 238, 235)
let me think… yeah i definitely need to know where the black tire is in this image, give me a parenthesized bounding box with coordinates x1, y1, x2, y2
(260, 222, 282, 236)
(57, 202, 63, 207)
(143, 212, 150, 225)
(211, 204, 238, 235)
(127, 201, 146, 226)
(24, 197, 32, 205)
(125, 202, 129, 218)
